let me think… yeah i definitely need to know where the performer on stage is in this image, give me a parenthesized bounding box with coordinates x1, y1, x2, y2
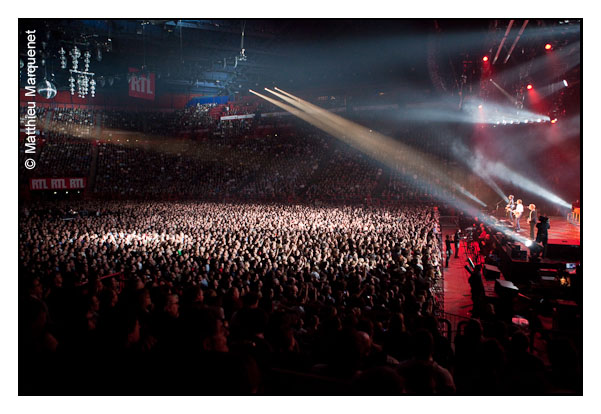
(513, 199, 524, 231)
(505, 195, 515, 220)
(527, 203, 538, 240)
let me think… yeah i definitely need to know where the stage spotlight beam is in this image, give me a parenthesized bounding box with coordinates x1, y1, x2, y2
(479, 155, 572, 209)
(267, 88, 450, 185)
(451, 141, 569, 210)
(493, 20, 514, 64)
(263, 87, 489, 210)
(504, 20, 529, 64)
(490, 79, 520, 106)
(451, 141, 509, 203)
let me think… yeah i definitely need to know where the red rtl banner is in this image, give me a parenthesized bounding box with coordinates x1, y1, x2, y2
(30, 178, 87, 191)
(128, 68, 155, 100)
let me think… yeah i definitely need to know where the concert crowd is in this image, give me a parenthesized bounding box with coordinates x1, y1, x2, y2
(21, 202, 450, 393)
(18, 106, 580, 395)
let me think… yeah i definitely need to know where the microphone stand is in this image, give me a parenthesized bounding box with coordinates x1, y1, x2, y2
(495, 199, 504, 213)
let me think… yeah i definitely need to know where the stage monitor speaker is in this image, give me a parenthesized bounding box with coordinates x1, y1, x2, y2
(546, 240, 581, 261)
(538, 267, 559, 278)
(483, 264, 501, 281)
(495, 279, 519, 298)
(510, 245, 524, 259)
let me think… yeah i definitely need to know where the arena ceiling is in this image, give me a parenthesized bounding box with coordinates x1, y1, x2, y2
(19, 19, 580, 98)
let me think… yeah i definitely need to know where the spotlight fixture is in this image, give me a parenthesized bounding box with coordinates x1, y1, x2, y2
(526, 84, 533, 90)
(563, 80, 568, 87)
(482, 56, 489, 62)
(544, 43, 552, 50)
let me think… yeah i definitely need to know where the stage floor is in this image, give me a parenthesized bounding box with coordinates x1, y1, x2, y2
(494, 215, 580, 243)
(544, 216, 581, 245)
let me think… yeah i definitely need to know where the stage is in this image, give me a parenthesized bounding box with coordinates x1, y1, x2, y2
(493, 215, 580, 262)
(486, 215, 581, 284)
(442, 214, 581, 321)
(494, 212, 579, 241)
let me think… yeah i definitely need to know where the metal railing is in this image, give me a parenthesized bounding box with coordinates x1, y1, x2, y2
(433, 228, 445, 317)
(439, 215, 459, 228)
(437, 311, 473, 343)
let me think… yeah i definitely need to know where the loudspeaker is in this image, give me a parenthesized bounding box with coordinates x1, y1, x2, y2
(546, 240, 581, 261)
(495, 279, 519, 298)
(538, 267, 559, 277)
(483, 264, 501, 281)
(510, 245, 524, 260)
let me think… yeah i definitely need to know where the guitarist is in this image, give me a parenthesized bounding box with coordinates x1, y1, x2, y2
(505, 195, 515, 220)
(513, 199, 524, 231)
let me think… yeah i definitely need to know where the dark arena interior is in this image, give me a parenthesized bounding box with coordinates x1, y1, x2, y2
(17, 16, 583, 398)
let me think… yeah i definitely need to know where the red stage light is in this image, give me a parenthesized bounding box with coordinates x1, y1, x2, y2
(526, 84, 533, 90)
(482, 56, 489, 62)
(551, 119, 558, 124)
(545, 43, 552, 50)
